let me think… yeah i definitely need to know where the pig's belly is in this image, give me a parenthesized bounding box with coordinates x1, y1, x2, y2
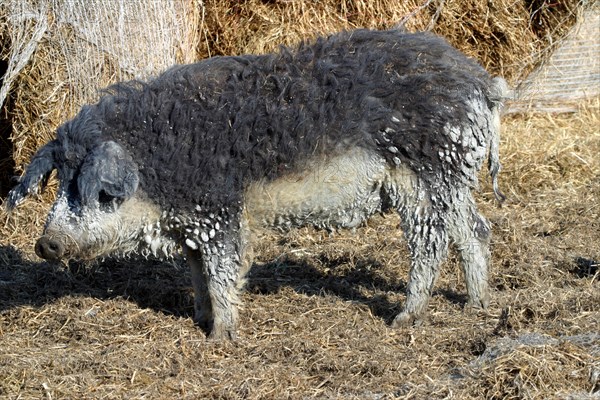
(244, 147, 400, 231)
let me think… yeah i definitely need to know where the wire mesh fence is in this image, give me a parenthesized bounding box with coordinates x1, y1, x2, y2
(508, 7, 600, 113)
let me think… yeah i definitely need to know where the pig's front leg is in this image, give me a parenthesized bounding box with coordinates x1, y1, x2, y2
(184, 230, 244, 341)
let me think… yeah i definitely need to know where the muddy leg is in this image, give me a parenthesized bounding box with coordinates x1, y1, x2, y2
(184, 246, 213, 333)
(185, 231, 247, 341)
(449, 192, 491, 310)
(392, 206, 449, 327)
(202, 249, 242, 341)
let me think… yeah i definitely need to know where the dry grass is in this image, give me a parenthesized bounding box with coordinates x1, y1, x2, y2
(1, 100, 598, 398)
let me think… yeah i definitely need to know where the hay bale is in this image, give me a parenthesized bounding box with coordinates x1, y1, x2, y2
(509, 7, 600, 113)
(0, 0, 200, 171)
(199, 0, 424, 57)
(197, 0, 582, 83)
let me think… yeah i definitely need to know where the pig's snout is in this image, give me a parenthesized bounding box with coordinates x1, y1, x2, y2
(35, 236, 65, 260)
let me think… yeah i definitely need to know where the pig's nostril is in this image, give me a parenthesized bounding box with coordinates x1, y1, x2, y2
(35, 237, 65, 260)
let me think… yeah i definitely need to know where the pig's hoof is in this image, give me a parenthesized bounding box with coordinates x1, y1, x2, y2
(391, 311, 420, 328)
(466, 294, 490, 311)
(193, 313, 213, 335)
(208, 324, 237, 341)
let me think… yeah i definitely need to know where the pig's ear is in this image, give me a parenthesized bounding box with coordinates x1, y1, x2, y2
(6, 140, 58, 211)
(78, 141, 139, 208)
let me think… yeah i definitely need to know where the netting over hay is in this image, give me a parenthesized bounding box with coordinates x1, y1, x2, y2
(0, 0, 200, 170)
(509, 7, 600, 113)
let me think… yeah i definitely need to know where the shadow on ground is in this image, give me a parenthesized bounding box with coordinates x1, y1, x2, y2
(0, 245, 194, 318)
(0, 244, 483, 324)
(248, 256, 408, 322)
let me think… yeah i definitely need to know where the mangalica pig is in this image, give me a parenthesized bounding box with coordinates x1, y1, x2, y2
(7, 29, 507, 340)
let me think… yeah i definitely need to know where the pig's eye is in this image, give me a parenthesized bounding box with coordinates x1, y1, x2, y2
(98, 190, 114, 204)
(98, 190, 122, 211)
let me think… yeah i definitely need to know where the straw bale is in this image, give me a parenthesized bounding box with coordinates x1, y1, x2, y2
(200, 0, 422, 57)
(198, 0, 583, 83)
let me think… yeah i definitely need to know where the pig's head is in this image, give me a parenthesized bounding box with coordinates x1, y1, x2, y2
(6, 131, 167, 261)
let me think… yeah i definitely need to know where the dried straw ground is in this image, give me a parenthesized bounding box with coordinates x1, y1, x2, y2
(0, 98, 598, 398)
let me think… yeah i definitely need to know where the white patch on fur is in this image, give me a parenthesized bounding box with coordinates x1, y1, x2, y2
(185, 238, 199, 250)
